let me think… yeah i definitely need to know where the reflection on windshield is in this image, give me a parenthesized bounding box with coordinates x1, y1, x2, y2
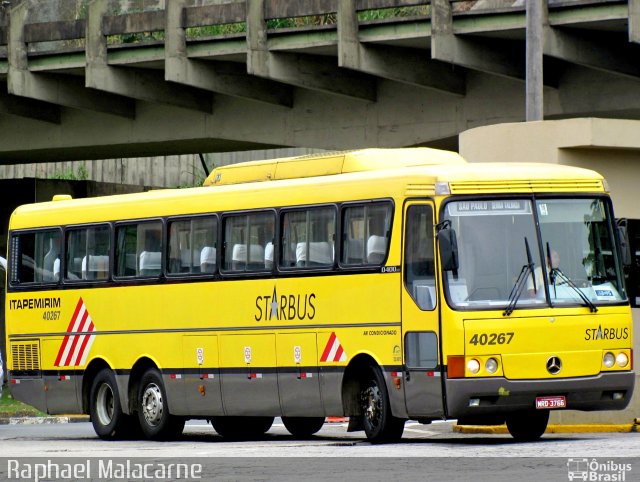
(444, 198, 626, 310)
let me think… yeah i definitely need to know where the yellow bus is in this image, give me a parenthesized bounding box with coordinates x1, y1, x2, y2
(4, 148, 634, 443)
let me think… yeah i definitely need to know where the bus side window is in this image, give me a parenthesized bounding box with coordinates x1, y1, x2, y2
(404, 205, 436, 310)
(281, 207, 335, 269)
(167, 216, 217, 276)
(66, 225, 110, 281)
(341, 202, 392, 267)
(223, 211, 274, 273)
(10, 229, 62, 285)
(115, 221, 162, 278)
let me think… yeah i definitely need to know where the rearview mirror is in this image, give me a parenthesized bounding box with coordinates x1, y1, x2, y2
(437, 226, 459, 272)
(617, 224, 632, 268)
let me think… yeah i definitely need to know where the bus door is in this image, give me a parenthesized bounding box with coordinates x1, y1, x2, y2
(401, 201, 444, 419)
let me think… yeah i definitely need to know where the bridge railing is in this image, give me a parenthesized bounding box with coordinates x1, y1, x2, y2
(0, 0, 626, 57)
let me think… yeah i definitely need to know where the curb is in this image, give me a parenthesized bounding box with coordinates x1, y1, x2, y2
(454, 423, 638, 434)
(0, 415, 90, 425)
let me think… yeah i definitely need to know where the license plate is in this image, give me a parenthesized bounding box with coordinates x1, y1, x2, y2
(535, 395, 566, 409)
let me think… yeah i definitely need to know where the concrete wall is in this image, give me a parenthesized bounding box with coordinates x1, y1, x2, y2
(0, 148, 323, 188)
(460, 118, 640, 424)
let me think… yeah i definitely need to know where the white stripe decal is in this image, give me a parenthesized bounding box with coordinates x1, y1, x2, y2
(78, 334, 96, 366)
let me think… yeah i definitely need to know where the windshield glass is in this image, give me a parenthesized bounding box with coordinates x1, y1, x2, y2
(536, 198, 625, 305)
(443, 197, 626, 310)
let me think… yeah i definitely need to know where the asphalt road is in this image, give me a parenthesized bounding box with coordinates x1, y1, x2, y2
(0, 420, 638, 481)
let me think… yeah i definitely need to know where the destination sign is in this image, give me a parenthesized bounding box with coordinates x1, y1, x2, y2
(447, 199, 531, 216)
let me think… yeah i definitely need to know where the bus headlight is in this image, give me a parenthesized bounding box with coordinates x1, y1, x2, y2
(616, 352, 629, 368)
(467, 359, 480, 374)
(485, 358, 499, 374)
(603, 352, 615, 368)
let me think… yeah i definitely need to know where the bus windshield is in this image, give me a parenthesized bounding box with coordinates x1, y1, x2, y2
(443, 197, 626, 310)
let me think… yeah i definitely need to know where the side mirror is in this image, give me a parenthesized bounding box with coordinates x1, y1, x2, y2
(617, 224, 632, 268)
(437, 226, 459, 272)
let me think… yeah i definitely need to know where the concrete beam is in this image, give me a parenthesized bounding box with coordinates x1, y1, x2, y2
(247, 0, 376, 102)
(86, 0, 213, 114)
(337, 0, 464, 96)
(0, 87, 61, 124)
(7, 1, 134, 118)
(544, 26, 640, 79)
(164, 0, 292, 108)
(431, 0, 524, 81)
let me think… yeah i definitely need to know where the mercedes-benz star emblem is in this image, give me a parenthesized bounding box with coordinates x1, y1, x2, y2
(546, 356, 562, 375)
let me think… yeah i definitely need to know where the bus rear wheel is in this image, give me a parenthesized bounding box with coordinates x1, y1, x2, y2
(137, 368, 185, 440)
(211, 416, 274, 439)
(89, 368, 131, 440)
(360, 366, 405, 444)
(282, 417, 325, 438)
(506, 410, 549, 441)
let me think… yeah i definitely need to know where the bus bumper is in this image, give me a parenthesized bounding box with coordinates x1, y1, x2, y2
(445, 371, 635, 422)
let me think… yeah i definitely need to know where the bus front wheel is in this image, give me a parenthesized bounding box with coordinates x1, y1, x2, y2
(506, 409, 549, 441)
(89, 368, 130, 440)
(282, 417, 325, 438)
(360, 366, 405, 443)
(136, 368, 185, 440)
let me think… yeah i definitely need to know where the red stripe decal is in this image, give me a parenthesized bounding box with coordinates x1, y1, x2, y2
(334, 345, 344, 362)
(54, 298, 84, 366)
(62, 309, 89, 366)
(73, 322, 95, 366)
(320, 332, 336, 362)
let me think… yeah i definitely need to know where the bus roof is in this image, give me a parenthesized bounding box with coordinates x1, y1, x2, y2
(203, 148, 466, 186)
(9, 149, 605, 229)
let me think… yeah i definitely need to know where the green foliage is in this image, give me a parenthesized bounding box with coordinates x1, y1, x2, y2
(108, 30, 165, 45)
(358, 6, 431, 21)
(267, 14, 337, 29)
(185, 23, 247, 39)
(50, 165, 89, 181)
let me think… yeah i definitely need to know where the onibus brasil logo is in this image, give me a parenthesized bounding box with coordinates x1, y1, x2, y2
(567, 458, 632, 481)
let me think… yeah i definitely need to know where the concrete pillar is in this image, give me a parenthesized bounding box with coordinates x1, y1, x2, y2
(525, 0, 545, 121)
(630, 0, 640, 43)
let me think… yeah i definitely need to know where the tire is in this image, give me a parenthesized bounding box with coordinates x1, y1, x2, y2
(89, 368, 131, 440)
(282, 417, 325, 438)
(360, 366, 405, 444)
(211, 416, 274, 439)
(136, 368, 185, 440)
(506, 410, 549, 441)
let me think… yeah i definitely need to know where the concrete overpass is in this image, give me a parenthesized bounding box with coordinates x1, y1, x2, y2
(1, 0, 640, 163)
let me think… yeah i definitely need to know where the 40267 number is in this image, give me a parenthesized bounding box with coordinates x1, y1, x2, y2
(469, 332, 514, 346)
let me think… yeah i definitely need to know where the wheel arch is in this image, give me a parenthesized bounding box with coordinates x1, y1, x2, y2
(341, 353, 380, 416)
(82, 358, 112, 414)
(127, 356, 159, 414)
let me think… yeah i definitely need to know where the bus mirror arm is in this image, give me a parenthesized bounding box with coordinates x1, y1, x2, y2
(437, 224, 459, 272)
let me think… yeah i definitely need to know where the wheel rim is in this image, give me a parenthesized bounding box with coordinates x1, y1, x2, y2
(362, 384, 383, 430)
(96, 383, 114, 427)
(141, 383, 164, 427)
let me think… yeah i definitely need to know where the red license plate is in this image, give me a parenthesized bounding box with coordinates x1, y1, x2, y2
(535, 395, 566, 409)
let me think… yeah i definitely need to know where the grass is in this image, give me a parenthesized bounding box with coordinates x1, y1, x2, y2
(0, 386, 45, 417)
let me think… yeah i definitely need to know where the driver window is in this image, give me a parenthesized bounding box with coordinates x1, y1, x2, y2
(404, 205, 436, 310)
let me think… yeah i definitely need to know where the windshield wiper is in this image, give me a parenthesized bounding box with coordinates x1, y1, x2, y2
(504, 237, 535, 316)
(550, 268, 598, 312)
(547, 242, 598, 313)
